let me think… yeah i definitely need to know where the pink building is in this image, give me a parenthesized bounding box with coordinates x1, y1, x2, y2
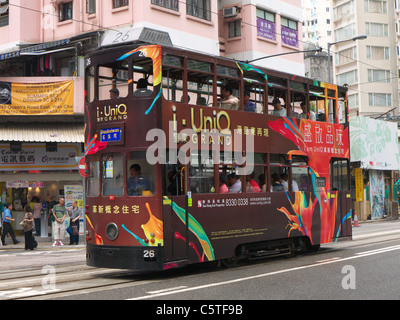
(0, 0, 303, 225)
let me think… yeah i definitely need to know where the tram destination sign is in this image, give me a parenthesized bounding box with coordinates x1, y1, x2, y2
(100, 127, 121, 142)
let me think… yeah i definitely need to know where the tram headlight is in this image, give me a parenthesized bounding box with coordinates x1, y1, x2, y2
(106, 223, 119, 241)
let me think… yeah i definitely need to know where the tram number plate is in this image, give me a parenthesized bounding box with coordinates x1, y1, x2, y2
(143, 249, 156, 261)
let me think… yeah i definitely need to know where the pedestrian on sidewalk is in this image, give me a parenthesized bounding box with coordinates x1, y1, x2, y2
(1, 203, 20, 245)
(22, 205, 36, 250)
(68, 200, 82, 245)
(51, 198, 68, 247)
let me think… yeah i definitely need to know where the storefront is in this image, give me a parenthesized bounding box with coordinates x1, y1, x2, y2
(350, 116, 400, 221)
(0, 140, 84, 236)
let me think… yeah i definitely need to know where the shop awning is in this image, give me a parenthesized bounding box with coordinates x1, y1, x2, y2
(0, 122, 84, 143)
(0, 39, 71, 61)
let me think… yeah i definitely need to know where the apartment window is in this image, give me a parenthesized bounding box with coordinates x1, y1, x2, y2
(151, 0, 178, 11)
(333, 0, 354, 20)
(368, 69, 390, 83)
(368, 93, 392, 106)
(365, 22, 388, 37)
(59, 2, 73, 22)
(348, 94, 359, 108)
(281, 17, 298, 47)
(366, 46, 389, 59)
(335, 47, 357, 64)
(0, 0, 9, 27)
(336, 70, 358, 86)
(334, 23, 355, 41)
(229, 20, 241, 38)
(86, 0, 96, 14)
(112, 0, 129, 8)
(187, 0, 211, 21)
(256, 8, 275, 41)
(364, 0, 387, 14)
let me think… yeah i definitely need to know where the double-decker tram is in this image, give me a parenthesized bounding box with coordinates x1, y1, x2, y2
(84, 43, 351, 270)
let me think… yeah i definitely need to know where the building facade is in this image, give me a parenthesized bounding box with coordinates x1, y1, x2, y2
(331, 0, 398, 118)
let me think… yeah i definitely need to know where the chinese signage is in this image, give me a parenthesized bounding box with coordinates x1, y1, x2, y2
(0, 144, 81, 171)
(257, 18, 276, 41)
(0, 80, 74, 115)
(354, 168, 363, 202)
(100, 128, 121, 142)
(281, 26, 298, 47)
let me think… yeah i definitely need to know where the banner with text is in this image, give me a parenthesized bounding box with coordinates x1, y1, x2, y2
(0, 80, 74, 115)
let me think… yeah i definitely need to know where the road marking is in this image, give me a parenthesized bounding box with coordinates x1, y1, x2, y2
(316, 257, 341, 263)
(147, 286, 188, 294)
(127, 244, 400, 300)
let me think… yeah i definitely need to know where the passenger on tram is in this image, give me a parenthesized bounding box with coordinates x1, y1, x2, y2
(220, 86, 239, 110)
(109, 88, 119, 100)
(243, 90, 256, 112)
(271, 173, 284, 192)
(219, 174, 229, 194)
(271, 98, 286, 117)
(227, 173, 241, 193)
(246, 173, 261, 192)
(134, 78, 153, 96)
(299, 101, 316, 121)
(127, 164, 149, 196)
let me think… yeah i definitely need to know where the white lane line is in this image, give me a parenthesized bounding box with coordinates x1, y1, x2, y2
(147, 286, 188, 294)
(127, 244, 400, 300)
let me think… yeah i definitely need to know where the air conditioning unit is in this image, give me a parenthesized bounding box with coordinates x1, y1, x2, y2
(223, 7, 238, 18)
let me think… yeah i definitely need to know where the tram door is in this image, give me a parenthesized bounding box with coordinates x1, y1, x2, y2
(331, 159, 351, 238)
(162, 164, 189, 262)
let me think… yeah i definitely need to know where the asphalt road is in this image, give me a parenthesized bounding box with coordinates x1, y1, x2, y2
(1, 219, 400, 303)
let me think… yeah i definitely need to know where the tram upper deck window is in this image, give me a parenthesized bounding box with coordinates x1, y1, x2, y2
(163, 55, 184, 102)
(243, 70, 266, 113)
(98, 60, 129, 101)
(127, 151, 155, 196)
(85, 66, 95, 103)
(309, 85, 326, 122)
(187, 59, 213, 106)
(102, 153, 124, 197)
(338, 87, 348, 124)
(217, 65, 240, 110)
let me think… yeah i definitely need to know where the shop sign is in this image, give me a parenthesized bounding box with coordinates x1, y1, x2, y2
(0, 80, 74, 115)
(354, 168, 363, 202)
(0, 144, 81, 171)
(6, 180, 28, 188)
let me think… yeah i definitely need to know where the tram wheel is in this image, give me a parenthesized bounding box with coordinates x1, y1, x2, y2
(219, 256, 239, 268)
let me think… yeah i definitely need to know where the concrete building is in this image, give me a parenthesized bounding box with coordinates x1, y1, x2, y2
(331, 0, 398, 117)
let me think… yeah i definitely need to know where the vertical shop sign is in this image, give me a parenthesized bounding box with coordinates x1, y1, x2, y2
(354, 168, 363, 202)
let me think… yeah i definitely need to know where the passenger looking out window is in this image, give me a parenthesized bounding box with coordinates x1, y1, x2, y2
(109, 88, 119, 100)
(243, 90, 256, 112)
(246, 173, 261, 192)
(127, 164, 149, 196)
(220, 86, 239, 110)
(271, 98, 286, 116)
(227, 173, 241, 193)
(134, 78, 153, 97)
(219, 174, 229, 194)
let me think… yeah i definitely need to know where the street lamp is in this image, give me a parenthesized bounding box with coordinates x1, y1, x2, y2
(327, 34, 367, 83)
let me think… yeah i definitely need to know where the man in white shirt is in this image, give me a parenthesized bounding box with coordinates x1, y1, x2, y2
(220, 86, 239, 110)
(227, 173, 242, 193)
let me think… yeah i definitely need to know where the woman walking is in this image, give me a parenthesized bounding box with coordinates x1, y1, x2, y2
(23, 205, 36, 250)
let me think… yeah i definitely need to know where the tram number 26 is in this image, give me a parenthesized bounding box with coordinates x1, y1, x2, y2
(143, 249, 156, 261)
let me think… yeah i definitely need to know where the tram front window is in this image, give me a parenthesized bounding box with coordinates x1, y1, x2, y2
(127, 151, 155, 196)
(102, 153, 124, 196)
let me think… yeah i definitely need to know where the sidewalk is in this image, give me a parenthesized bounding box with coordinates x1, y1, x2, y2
(0, 233, 85, 251)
